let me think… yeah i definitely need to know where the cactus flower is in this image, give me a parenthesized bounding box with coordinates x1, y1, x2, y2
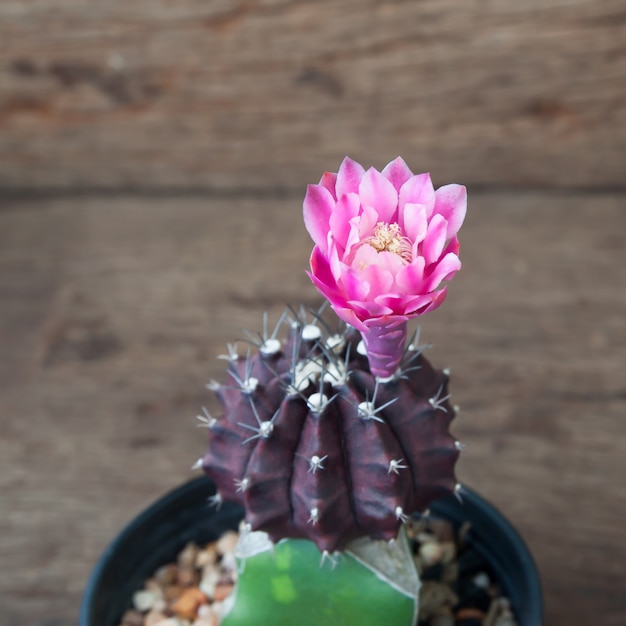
(304, 156, 466, 377)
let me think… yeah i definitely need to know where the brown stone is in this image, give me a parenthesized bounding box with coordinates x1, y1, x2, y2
(154, 564, 179, 586)
(419, 581, 459, 619)
(213, 582, 235, 603)
(427, 518, 455, 543)
(164, 584, 184, 603)
(455, 607, 487, 621)
(119, 609, 144, 626)
(144, 609, 169, 626)
(171, 586, 208, 620)
(177, 563, 200, 587)
(178, 542, 201, 567)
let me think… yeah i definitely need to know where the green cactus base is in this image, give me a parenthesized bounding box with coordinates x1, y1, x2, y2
(220, 530, 419, 626)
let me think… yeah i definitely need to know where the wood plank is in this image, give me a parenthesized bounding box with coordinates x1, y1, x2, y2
(1, 0, 625, 191)
(0, 190, 625, 625)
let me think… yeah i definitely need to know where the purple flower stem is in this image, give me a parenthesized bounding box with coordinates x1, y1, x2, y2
(361, 321, 408, 379)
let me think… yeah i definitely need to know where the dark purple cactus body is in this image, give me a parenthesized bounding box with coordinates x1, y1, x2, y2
(201, 309, 460, 552)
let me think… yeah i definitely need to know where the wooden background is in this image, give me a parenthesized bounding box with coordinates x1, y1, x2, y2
(1, 2, 625, 625)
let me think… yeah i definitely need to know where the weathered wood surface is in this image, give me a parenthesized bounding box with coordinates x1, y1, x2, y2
(1, 0, 625, 191)
(0, 190, 624, 625)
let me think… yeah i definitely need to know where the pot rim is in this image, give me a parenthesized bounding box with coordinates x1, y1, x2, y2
(80, 477, 542, 626)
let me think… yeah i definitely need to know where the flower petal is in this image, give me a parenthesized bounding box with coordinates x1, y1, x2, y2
(381, 157, 414, 191)
(319, 171, 338, 200)
(420, 287, 448, 314)
(308, 246, 340, 295)
(347, 299, 394, 318)
(396, 257, 426, 294)
(400, 202, 428, 244)
(335, 157, 366, 199)
(331, 305, 368, 331)
(357, 204, 379, 240)
(399, 173, 435, 217)
(303, 184, 335, 255)
(359, 167, 399, 223)
(423, 253, 461, 292)
(340, 266, 370, 301)
(329, 192, 360, 254)
(422, 213, 448, 266)
(434, 184, 467, 239)
(361, 262, 394, 296)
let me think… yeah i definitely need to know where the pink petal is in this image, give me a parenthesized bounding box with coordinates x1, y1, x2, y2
(399, 173, 435, 217)
(347, 299, 394, 318)
(335, 157, 366, 199)
(319, 171, 338, 200)
(441, 235, 460, 258)
(329, 193, 360, 253)
(351, 242, 380, 269)
(344, 215, 362, 256)
(396, 257, 426, 294)
(434, 184, 467, 239)
(375, 293, 433, 315)
(358, 167, 399, 223)
(420, 287, 448, 314)
(361, 263, 394, 296)
(422, 214, 448, 266)
(308, 247, 340, 294)
(381, 157, 414, 191)
(339, 266, 370, 301)
(400, 293, 438, 314)
(373, 250, 406, 275)
(362, 313, 410, 329)
(331, 305, 368, 331)
(358, 205, 379, 240)
(423, 253, 461, 292)
(303, 184, 335, 255)
(400, 202, 428, 244)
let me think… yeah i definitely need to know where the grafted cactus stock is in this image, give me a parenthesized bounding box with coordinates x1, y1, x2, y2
(198, 157, 467, 625)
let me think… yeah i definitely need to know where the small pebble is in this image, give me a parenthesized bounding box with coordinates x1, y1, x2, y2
(154, 564, 178, 586)
(216, 530, 239, 556)
(119, 609, 144, 626)
(472, 571, 491, 589)
(213, 582, 235, 602)
(195, 545, 218, 568)
(430, 613, 454, 626)
(494, 606, 518, 626)
(133, 589, 161, 612)
(144, 610, 168, 626)
(419, 581, 458, 619)
(455, 607, 486, 621)
(199, 567, 220, 598)
(119, 525, 520, 626)
(420, 541, 444, 566)
(427, 518, 455, 543)
(177, 563, 200, 587)
(178, 543, 200, 567)
(171, 587, 208, 620)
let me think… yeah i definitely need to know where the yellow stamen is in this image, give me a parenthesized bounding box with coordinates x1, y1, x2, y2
(366, 222, 412, 263)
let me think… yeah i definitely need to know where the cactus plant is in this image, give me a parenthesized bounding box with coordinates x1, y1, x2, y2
(199, 157, 467, 625)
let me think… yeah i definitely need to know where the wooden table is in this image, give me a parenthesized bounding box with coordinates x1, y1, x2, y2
(1, 2, 625, 625)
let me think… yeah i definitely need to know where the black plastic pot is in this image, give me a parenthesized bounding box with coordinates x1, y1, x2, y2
(80, 476, 542, 626)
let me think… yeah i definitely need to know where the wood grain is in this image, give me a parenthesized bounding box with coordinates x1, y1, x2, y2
(1, 0, 625, 191)
(0, 190, 624, 625)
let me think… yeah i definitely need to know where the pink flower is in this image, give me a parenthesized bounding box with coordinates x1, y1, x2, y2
(303, 156, 466, 377)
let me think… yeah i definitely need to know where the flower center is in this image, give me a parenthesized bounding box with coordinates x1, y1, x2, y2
(366, 222, 412, 263)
